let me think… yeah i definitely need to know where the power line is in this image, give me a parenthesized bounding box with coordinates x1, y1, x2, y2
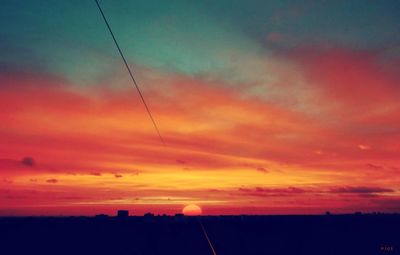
(198, 218, 218, 255)
(94, 0, 165, 145)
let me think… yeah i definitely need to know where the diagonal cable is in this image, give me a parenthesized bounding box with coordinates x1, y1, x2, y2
(94, 0, 165, 145)
(198, 218, 218, 255)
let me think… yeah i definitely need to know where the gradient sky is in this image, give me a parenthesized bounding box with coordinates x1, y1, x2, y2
(1, 0, 399, 216)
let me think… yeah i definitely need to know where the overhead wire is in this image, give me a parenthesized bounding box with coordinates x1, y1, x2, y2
(94, 0, 165, 145)
(94, 2, 219, 254)
(198, 218, 218, 255)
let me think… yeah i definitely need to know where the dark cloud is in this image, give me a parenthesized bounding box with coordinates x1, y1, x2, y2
(366, 163, 384, 170)
(176, 159, 186, 164)
(372, 198, 400, 211)
(46, 179, 58, 184)
(89, 172, 102, 176)
(241, 163, 269, 173)
(329, 186, 394, 194)
(256, 187, 305, 193)
(238, 186, 395, 198)
(56, 196, 89, 200)
(238, 187, 252, 192)
(114, 174, 123, 178)
(21, 157, 35, 167)
(256, 166, 268, 173)
(238, 186, 306, 197)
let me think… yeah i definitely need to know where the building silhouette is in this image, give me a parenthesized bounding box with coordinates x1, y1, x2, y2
(95, 214, 109, 219)
(117, 210, 129, 218)
(144, 212, 154, 217)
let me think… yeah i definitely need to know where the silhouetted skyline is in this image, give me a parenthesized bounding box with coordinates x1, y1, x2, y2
(1, 214, 399, 255)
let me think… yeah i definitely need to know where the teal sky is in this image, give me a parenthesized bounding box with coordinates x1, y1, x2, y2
(1, 0, 399, 85)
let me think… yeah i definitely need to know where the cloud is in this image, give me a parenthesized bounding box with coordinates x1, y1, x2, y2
(3, 178, 13, 184)
(293, 47, 400, 113)
(329, 186, 394, 194)
(256, 166, 268, 173)
(238, 186, 307, 197)
(366, 163, 384, 170)
(0, 50, 399, 215)
(0, 157, 38, 172)
(358, 144, 371, 150)
(21, 157, 35, 167)
(372, 198, 400, 211)
(238, 185, 396, 198)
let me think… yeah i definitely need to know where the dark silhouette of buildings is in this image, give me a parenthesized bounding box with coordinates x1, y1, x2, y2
(144, 212, 155, 217)
(0, 214, 399, 255)
(117, 210, 129, 218)
(95, 214, 109, 219)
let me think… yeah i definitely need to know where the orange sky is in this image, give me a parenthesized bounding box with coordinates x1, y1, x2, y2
(1, 47, 399, 216)
(1, 0, 400, 215)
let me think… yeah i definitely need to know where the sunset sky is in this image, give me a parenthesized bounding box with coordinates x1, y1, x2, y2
(1, 0, 399, 216)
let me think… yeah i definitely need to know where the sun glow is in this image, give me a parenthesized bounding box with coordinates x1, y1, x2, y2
(182, 204, 202, 216)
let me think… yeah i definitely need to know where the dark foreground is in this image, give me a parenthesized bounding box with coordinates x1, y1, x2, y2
(1, 214, 399, 255)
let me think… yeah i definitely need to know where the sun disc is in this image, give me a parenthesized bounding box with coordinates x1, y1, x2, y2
(182, 204, 202, 216)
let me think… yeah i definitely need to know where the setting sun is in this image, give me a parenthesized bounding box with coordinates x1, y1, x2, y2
(182, 205, 202, 216)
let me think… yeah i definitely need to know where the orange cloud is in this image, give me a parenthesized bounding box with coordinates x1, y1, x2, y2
(0, 49, 399, 215)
